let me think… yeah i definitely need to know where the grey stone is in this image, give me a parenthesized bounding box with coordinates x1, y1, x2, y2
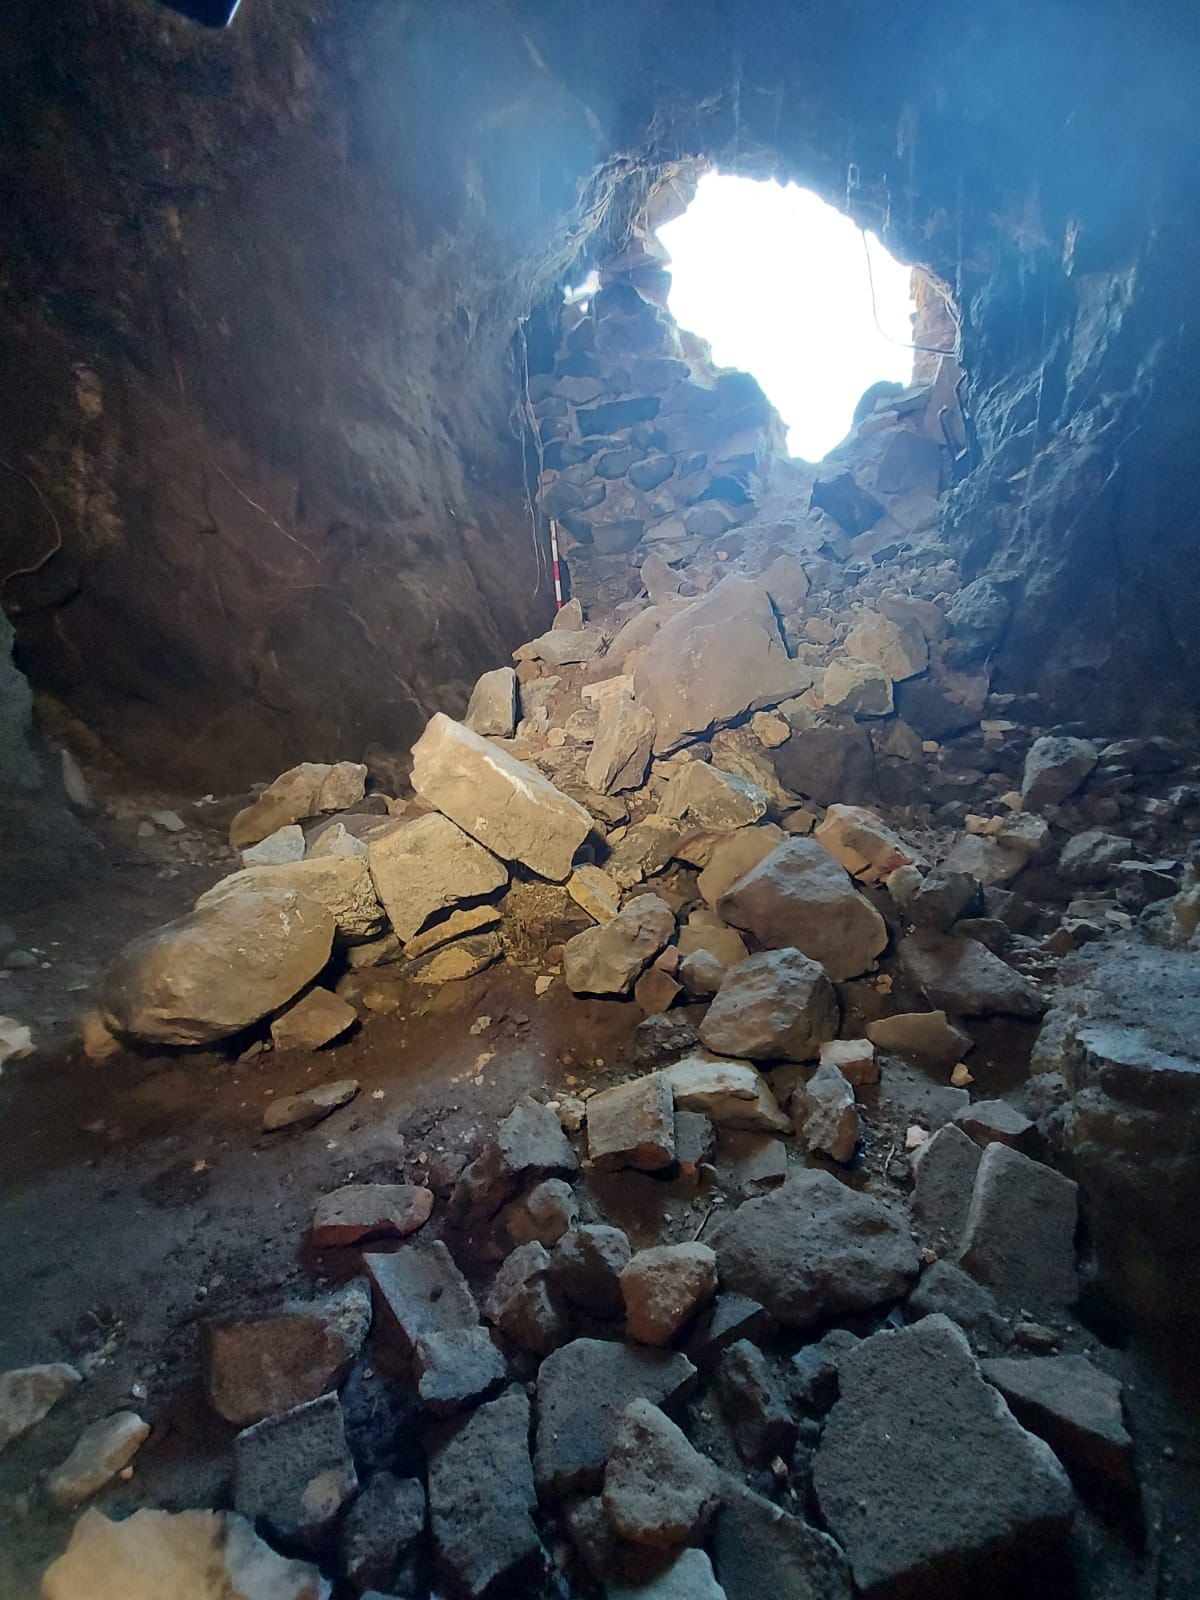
(813, 1317, 1074, 1595)
(341, 1472, 426, 1593)
(585, 689, 656, 794)
(483, 1241, 572, 1355)
(663, 1054, 790, 1132)
(683, 1296, 777, 1372)
(234, 1393, 357, 1549)
(908, 1260, 1008, 1344)
(1058, 829, 1130, 885)
(958, 1144, 1079, 1307)
(789, 1330, 860, 1415)
(367, 812, 507, 941)
(954, 1098, 1035, 1150)
(242, 824, 306, 865)
(450, 1095, 578, 1230)
(364, 1241, 480, 1355)
(821, 657, 893, 717)
(659, 763, 768, 831)
(0, 1363, 81, 1453)
(230, 761, 367, 849)
(551, 1225, 631, 1318)
(771, 720, 877, 808)
(911, 1123, 982, 1251)
(609, 1549, 728, 1600)
(427, 1387, 545, 1599)
(198, 855, 386, 943)
(414, 1327, 507, 1417)
(587, 1073, 676, 1172)
(262, 1078, 359, 1132)
(606, 815, 683, 889)
(464, 666, 518, 737)
(620, 1244, 718, 1347)
(715, 1340, 796, 1466)
(709, 1171, 919, 1330)
(270, 988, 358, 1052)
(795, 1059, 859, 1163)
(205, 1282, 371, 1426)
(842, 614, 928, 681)
(897, 932, 1047, 1018)
(1021, 736, 1098, 810)
(980, 1354, 1133, 1489)
(717, 838, 888, 981)
(699, 949, 839, 1062)
(945, 577, 1012, 656)
(411, 713, 593, 881)
(712, 1478, 852, 1600)
(45, 1412, 150, 1509)
(515, 627, 603, 666)
(502, 1177, 579, 1247)
(310, 1183, 433, 1248)
(563, 893, 675, 996)
(534, 1338, 697, 1496)
(604, 1399, 720, 1547)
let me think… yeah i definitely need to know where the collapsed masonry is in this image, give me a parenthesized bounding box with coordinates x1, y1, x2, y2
(25, 242, 1200, 1599)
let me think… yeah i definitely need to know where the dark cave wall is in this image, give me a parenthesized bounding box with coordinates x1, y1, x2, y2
(2, 0, 1199, 802)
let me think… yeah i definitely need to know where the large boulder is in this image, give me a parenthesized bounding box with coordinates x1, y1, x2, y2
(366, 812, 507, 941)
(411, 713, 592, 881)
(709, 1172, 918, 1329)
(634, 579, 812, 752)
(563, 893, 675, 996)
(699, 949, 838, 1062)
(101, 887, 335, 1045)
(957, 1144, 1079, 1307)
(230, 761, 367, 849)
(197, 856, 385, 942)
(717, 839, 888, 981)
(813, 1317, 1074, 1595)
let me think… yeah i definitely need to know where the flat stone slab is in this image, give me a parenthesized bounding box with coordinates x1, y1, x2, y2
(981, 1353, 1133, 1488)
(233, 1393, 357, 1549)
(663, 1055, 790, 1133)
(911, 1123, 982, 1251)
(813, 1316, 1074, 1595)
(270, 987, 358, 1052)
(309, 1183, 433, 1248)
(367, 812, 508, 941)
(262, 1078, 359, 1132)
(958, 1143, 1079, 1307)
(364, 1241, 480, 1354)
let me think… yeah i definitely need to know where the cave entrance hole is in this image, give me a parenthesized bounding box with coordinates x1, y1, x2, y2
(657, 171, 919, 461)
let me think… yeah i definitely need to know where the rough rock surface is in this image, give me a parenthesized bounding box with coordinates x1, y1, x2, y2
(713, 1478, 852, 1600)
(898, 932, 1047, 1018)
(464, 666, 518, 738)
(709, 1172, 918, 1329)
(911, 1123, 982, 1250)
(663, 1055, 790, 1132)
(867, 1009, 973, 1068)
(233, 1393, 358, 1548)
(603, 1399, 720, 1547)
(262, 1078, 359, 1133)
(659, 762, 767, 830)
(795, 1059, 859, 1163)
(197, 855, 385, 943)
(981, 1354, 1133, 1488)
(309, 1183, 433, 1248)
(0, 1362, 81, 1452)
(270, 987, 358, 1052)
(563, 893, 674, 995)
(414, 1326, 507, 1417)
(587, 1073, 676, 1172)
(340, 1471, 426, 1594)
(620, 1243, 718, 1346)
(609, 1549, 727, 1600)
(717, 839, 888, 981)
(551, 1225, 632, 1318)
(699, 949, 839, 1062)
(1021, 736, 1098, 810)
(366, 812, 508, 941)
(585, 687, 656, 794)
(483, 1240, 571, 1355)
(411, 714, 592, 881)
(101, 887, 335, 1045)
(46, 1412, 150, 1508)
(958, 1144, 1079, 1306)
(364, 1242, 480, 1354)
(230, 762, 368, 849)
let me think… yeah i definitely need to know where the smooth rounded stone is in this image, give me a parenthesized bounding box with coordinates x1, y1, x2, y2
(712, 1477, 852, 1600)
(563, 893, 675, 996)
(198, 855, 386, 943)
(502, 1177, 579, 1247)
(794, 1059, 859, 1163)
(364, 1242, 480, 1356)
(603, 1400, 720, 1548)
(821, 657, 893, 716)
(679, 948, 725, 997)
(230, 761, 368, 849)
(0, 1363, 81, 1452)
(709, 1171, 919, 1331)
(608, 1548, 727, 1600)
(411, 714, 593, 881)
(819, 1038, 878, 1087)
(813, 1317, 1074, 1596)
(234, 1393, 357, 1549)
(483, 1242, 572, 1356)
(41, 1508, 330, 1600)
(954, 1099, 1035, 1150)
(911, 1124, 982, 1252)
(659, 763, 768, 831)
(414, 1327, 507, 1417)
(427, 1386, 545, 1600)
(866, 1009, 973, 1069)
(102, 887, 335, 1047)
(620, 1243, 718, 1347)
(206, 1282, 371, 1425)
(699, 948, 838, 1063)
(1058, 828, 1130, 885)
(341, 1471, 427, 1594)
(310, 1183, 433, 1248)
(715, 1340, 796, 1467)
(535, 1339, 697, 1496)
(1021, 736, 1098, 810)
(464, 666, 518, 738)
(842, 613, 928, 680)
(551, 1225, 632, 1318)
(241, 823, 306, 866)
(957, 1144, 1080, 1307)
(46, 1411, 150, 1508)
(568, 864, 621, 924)
(696, 824, 785, 905)
(365, 811, 508, 942)
(815, 804, 925, 883)
(262, 1078, 359, 1133)
(717, 838, 888, 982)
(980, 1354, 1133, 1488)
(585, 689, 656, 794)
(897, 931, 1047, 1018)
(663, 1054, 790, 1133)
(270, 987, 358, 1052)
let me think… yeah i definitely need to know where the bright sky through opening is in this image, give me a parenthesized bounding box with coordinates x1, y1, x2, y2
(658, 172, 915, 461)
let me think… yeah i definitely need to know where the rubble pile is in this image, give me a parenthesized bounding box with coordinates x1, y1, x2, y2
(18, 230, 1200, 1600)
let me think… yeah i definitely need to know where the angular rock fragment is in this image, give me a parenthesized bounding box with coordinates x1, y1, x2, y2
(715, 1340, 796, 1466)
(414, 1327, 507, 1417)
(712, 1477, 852, 1600)
(815, 803, 925, 883)
(954, 1098, 1034, 1150)
(551, 1225, 632, 1318)
(198, 855, 386, 943)
(1058, 829, 1130, 885)
(813, 1316, 1074, 1596)
(908, 1259, 1008, 1344)
(0, 1362, 81, 1452)
(587, 1074, 676, 1172)
(502, 1177, 579, 1247)
(46, 1412, 150, 1508)
(604, 1399, 720, 1547)
(102, 887, 335, 1046)
(821, 657, 893, 717)
(695, 822, 786, 904)
(710, 1171, 918, 1330)
(911, 1123, 981, 1251)
(1021, 736, 1098, 810)
(563, 893, 674, 995)
(843, 613, 928, 680)
(585, 687, 656, 794)
(866, 1009, 972, 1068)
(411, 713, 592, 881)
(660, 763, 767, 831)
(364, 1241, 480, 1355)
(262, 1077, 359, 1132)
(568, 863, 621, 924)
(684, 1295, 777, 1372)
(679, 948, 725, 997)
(234, 1393, 357, 1549)
(427, 1387, 545, 1600)
(819, 1037, 878, 1087)
(367, 813, 507, 941)
(790, 1329, 860, 1415)
(41, 1508, 329, 1600)
(270, 987, 358, 1051)
(483, 1241, 572, 1355)
(663, 1054, 790, 1132)
(206, 1282, 371, 1425)
(450, 1095, 578, 1230)
(309, 1183, 433, 1248)
(464, 666, 518, 737)
(958, 1144, 1079, 1306)
(242, 823, 306, 865)
(699, 948, 838, 1062)
(534, 1338, 696, 1495)
(795, 1059, 859, 1163)
(898, 931, 1046, 1017)
(620, 1243, 718, 1346)
(341, 1471, 426, 1594)
(408, 930, 502, 983)
(609, 1548, 728, 1600)
(718, 838, 888, 981)
(981, 1354, 1133, 1489)
(230, 761, 367, 849)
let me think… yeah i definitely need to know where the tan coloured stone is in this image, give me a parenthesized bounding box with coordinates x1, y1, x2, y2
(46, 1413, 149, 1507)
(815, 804, 927, 884)
(366, 812, 508, 941)
(663, 1054, 790, 1133)
(821, 658, 893, 717)
(842, 614, 928, 681)
(696, 823, 784, 905)
(585, 689, 656, 794)
(564, 894, 674, 996)
(403, 903, 500, 959)
(660, 763, 767, 831)
(820, 1038, 879, 1087)
(270, 988, 358, 1051)
(568, 865, 622, 924)
(230, 762, 367, 849)
(197, 856, 385, 942)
